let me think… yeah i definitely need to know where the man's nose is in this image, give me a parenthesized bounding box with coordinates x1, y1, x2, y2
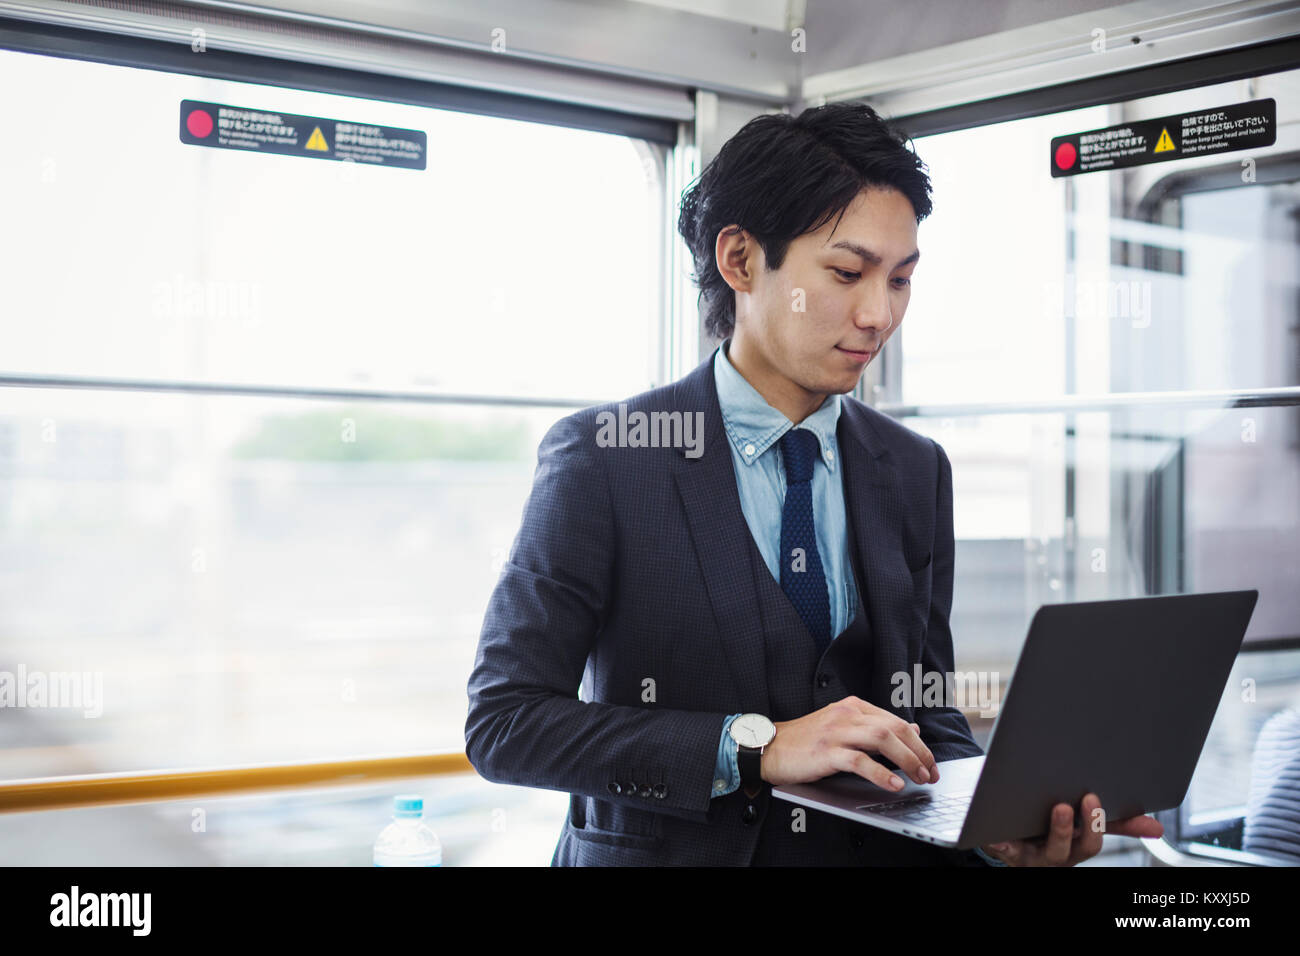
(851, 281, 895, 333)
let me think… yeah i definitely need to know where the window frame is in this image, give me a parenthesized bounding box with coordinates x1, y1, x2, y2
(878, 42, 1300, 866)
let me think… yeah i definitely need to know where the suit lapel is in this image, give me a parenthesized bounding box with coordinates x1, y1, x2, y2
(837, 402, 922, 681)
(670, 350, 770, 715)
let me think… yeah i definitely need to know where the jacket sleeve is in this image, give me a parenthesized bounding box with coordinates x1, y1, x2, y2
(913, 438, 987, 765)
(464, 411, 726, 823)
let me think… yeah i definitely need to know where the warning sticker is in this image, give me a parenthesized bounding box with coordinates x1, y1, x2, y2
(179, 99, 426, 170)
(1050, 98, 1275, 178)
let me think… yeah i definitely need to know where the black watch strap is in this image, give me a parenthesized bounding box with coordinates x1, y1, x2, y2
(738, 744, 763, 797)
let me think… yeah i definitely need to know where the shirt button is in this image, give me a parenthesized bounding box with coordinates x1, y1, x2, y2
(714, 779, 726, 792)
(744, 443, 756, 457)
(825, 448, 834, 462)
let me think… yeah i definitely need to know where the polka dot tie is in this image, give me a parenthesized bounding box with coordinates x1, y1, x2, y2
(779, 428, 832, 656)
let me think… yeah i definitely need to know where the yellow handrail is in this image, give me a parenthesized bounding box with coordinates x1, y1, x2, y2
(0, 752, 475, 814)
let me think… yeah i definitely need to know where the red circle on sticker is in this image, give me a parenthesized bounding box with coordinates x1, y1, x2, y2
(186, 109, 214, 138)
(1055, 141, 1077, 170)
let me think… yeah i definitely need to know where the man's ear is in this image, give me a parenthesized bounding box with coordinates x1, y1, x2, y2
(715, 225, 758, 294)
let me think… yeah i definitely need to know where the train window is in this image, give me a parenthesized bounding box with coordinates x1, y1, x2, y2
(890, 69, 1300, 863)
(0, 43, 666, 805)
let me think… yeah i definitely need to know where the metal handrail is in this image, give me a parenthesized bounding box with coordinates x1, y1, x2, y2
(879, 386, 1300, 418)
(6, 372, 1299, 417)
(0, 371, 600, 409)
(0, 752, 475, 814)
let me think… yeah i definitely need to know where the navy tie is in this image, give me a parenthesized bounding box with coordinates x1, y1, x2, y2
(779, 428, 832, 656)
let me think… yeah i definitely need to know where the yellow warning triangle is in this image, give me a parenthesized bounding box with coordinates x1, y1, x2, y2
(1154, 127, 1176, 152)
(305, 126, 329, 151)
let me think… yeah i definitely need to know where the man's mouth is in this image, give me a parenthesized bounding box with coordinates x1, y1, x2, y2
(835, 345, 875, 363)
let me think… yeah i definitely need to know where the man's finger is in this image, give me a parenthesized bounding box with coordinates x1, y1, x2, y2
(834, 748, 906, 791)
(1072, 793, 1105, 864)
(909, 723, 939, 781)
(879, 722, 936, 784)
(1043, 803, 1074, 865)
(985, 840, 1021, 866)
(891, 719, 938, 783)
(843, 718, 934, 785)
(1106, 814, 1165, 839)
(889, 718, 937, 782)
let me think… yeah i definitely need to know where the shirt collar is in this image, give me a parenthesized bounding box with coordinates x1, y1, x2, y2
(712, 338, 841, 472)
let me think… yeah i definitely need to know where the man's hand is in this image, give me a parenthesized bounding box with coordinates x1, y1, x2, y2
(760, 696, 938, 790)
(980, 793, 1165, 866)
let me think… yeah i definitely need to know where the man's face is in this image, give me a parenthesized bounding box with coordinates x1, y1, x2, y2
(730, 186, 919, 401)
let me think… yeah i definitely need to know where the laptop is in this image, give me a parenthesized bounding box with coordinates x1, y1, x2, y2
(772, 589, 1259, 850)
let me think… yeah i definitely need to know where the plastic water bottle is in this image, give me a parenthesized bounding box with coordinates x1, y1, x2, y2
(373, 794, 442, 866)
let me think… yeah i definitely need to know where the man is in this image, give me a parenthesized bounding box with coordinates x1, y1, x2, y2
(465, 101, 1163, 865)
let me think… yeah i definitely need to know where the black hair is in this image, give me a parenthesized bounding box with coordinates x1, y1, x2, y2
(676, 101, 933, 341)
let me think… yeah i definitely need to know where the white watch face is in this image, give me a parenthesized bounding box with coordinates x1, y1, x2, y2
(730, 713, 776, 748)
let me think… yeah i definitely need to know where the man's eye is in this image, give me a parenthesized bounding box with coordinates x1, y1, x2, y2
(833, 268, 859, 280)
(894, 277, 912, 287)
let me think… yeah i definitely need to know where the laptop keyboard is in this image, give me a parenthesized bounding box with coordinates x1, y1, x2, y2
(856, 791, 972, 831)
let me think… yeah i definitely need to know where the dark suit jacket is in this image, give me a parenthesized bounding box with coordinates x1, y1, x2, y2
(465, 345, 990, 865)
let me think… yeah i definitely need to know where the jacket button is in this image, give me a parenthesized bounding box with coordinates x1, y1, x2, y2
(607, 782, 622, 796)
(817, 674, 830, 688)
(741, 803, 759, 825)
(852, 835, 865, 849)
(652, 783, 667, 799)
(637, 784, 652, 798)
(623, 781, 637, 796)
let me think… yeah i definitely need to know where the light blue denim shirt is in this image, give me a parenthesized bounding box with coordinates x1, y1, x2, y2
(710, 338, 858, 800)
(704, 342, 1005, 867)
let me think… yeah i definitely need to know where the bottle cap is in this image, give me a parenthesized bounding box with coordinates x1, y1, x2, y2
(394, 794, 423, 818)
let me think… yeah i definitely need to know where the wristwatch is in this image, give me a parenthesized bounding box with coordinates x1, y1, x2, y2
(729, 713, 777, 798)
